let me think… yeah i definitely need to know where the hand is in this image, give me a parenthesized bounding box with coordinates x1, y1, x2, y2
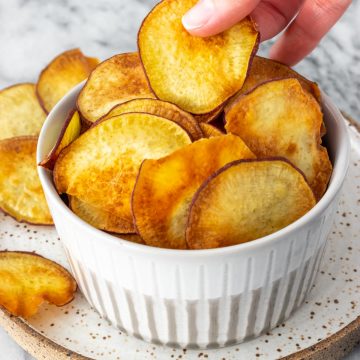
(182, 0, 351, 65)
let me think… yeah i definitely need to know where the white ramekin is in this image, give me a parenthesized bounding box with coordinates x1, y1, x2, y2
(37, 82, 350, 349)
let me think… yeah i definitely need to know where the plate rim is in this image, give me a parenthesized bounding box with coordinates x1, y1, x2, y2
(0, 113, 359, 360)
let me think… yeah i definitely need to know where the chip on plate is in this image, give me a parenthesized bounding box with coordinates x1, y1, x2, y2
(37, 49, 99, 113)
(132, 134, 255, 249)
(98, 98, 203, 140)
(77, 53, 155, 123)
(54, 113, 192, 233)
(225, 78, 332, 200)
(186, 159, 316, 249)
(0, 251, 76, 318)
(40, 109, 81, 170)
(138, 0, 259, 114)
(0, 136, 53, 224)
(0, 83, 46, 141)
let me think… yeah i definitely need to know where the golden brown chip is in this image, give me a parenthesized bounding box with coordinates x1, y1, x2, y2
(138, 0, 259, 114)
(0, 251, 77, 318)
(99, 98, 203, 140)
(36, 49, 99, 113)
(227, 56, 326, 137)
(186, 159, 316, 249)
(200, 123, 224, 138)
(240, 56, 320, 99)
(69, 196, 133, 234)
(0, 83, 46, 141)
(77, 53, 155, 123)
(225, 78, 332, 200)
(0, 137, 53, 224)
(54, 113, 192, 233)
(132, 135, 255, 249)
(40, 109, 81, 170)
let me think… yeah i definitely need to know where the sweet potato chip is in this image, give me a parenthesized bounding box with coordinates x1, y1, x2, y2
(0, 83, 46, 141)
(36, 49, 99, 113)
(200, 123, 224, 138)
(69, 196, 133, 234)
(54, 113, 192, 233)
(77, 53, 155, 123)
(138, 0, 259, 114)
(40, 109, 81, 170)
(225, 78, 332, 200)
(132, 135, 255, 249)
(186, 159, 316, 249)
(99, 98, 203, 140)
(0, 251, 76, 318)
(239, 56, 320, 98)
(0, 137, 53, 224)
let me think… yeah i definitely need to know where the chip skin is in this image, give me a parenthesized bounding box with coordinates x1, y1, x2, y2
(132, 134, 255, 249)
(138, 0, 259, 114)
(54, 113, 192, 233)
(238, 56, 321, 99)
(40, 109, 81, 170)
(77, 53, 155, 123)
(0, 136, 53, 224)
(186, 159, 316, 249)
(0, 251, 77, 318)
(225, 78, 332, 200)
(0, 83, 46, 141)
(37, 49, 99, 113)
(98, 98, 203, 140)
(200, 123, 224, 138)
(69, 196, 134, 234)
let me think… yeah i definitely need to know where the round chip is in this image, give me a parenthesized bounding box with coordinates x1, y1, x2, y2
(138, 0, 259, 114)
(186, 159, 316, 249)
(225, 78, 332, 200)
(0, 251, 77, 318)
(98, 98, 203, 140)
(54, 113, 192, 233)
(37, 49, 99, 113)
(0, 136, 53, 224)
(77, 53, 155, 123)
(0, 83, 46, 141)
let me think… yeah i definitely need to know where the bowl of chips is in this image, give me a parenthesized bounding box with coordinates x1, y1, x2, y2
(37, 0, 350, 349)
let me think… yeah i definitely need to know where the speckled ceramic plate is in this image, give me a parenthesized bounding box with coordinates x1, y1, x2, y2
(0, 116, 359, 360)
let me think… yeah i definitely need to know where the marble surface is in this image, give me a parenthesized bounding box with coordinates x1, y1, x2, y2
(0, 0, 359, 359)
